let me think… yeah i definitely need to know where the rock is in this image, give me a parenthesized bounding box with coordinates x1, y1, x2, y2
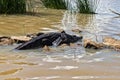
(26, 32, 44, 38)
(84, 37, 120, 51)
(0, 36, 14, 45)
(84, 39, 104, 49)
(0, 36, 10, 39)
(11, 36, 31, 44)
(70, 43, 77, 48)
(72, 29, 82, 33)
(59, 43, 69, 49)
(103, 37, 120, 50)
(59, 43, 68, 47)
(0, 36, 32, 45)
(26, 33, 37, 38)
(43, 45, 51, 51)
(15, 31, 83, 50)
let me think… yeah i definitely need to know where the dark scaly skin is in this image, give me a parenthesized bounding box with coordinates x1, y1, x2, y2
(15, 31, 82, 50)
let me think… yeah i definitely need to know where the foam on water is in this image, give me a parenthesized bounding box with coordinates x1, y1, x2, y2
(50, 66, 78, 70)
(26, 76, 60, 80)
(72, 76, 99, 79)
(42, 56, 62, 63)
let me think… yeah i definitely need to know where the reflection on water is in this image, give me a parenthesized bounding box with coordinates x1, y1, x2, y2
(78, 14, 95, 27)
(0, 0, 120, 80)
(61, 11, 79, 32)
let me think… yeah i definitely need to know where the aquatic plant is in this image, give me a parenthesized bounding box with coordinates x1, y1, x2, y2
(0, 0, 26, 14)
(41, 0, 66, 9)
(78, 0, 100, 14)
(26, 0, 35, 13)
(42, 0, 100, 14)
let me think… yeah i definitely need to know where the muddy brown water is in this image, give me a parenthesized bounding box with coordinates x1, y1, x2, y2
(0, 0, 120, 80)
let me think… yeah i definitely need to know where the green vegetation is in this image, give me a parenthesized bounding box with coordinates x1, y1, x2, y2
(41, 0, 66, 9)
(78, 0, 100, 14)
(0, 0, 100, 14)
(0, 0, 26, 14)
(26, 0, 35, 13)
(42, 0, 100, 14)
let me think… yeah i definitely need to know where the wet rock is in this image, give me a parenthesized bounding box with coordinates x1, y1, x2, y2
(59, 43, 69, 50)
(70, 43, 77, 48)
(11, 36, 31, 44)
(26, 33, 37, 38)
(43, 45, 51, 51)
(0, 36, 14, 45)
(0, 36, 10, 40)
(103, 37, 120, 50)
(0, 36, 32, 45)
(72, 29, 82, 33)
(15, 31, 83, 50)
(59, 43, 68, 47)
(26, 32, 44, 38)
(84, 37, 120, 51)
(84, 39, 104, 49)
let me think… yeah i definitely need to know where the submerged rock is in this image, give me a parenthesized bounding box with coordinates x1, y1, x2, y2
(84, 37, 120, 51)
(26, 32, 44, 38)
(103, 37, 120, 50)
(11, 36, 31, 44)
(0, 36, 14, 45)
(84, 39, 104, 49)
(43, 45, 51, 52)
(15, 31, 83, 50)
(72, 29, 82, 33)
(0, 35, 32, 45)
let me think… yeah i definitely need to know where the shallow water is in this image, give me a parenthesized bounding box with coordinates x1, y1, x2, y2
(0, 0, 120, 80)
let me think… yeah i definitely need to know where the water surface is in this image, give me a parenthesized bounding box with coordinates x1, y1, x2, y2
(0, 0, 120, 80)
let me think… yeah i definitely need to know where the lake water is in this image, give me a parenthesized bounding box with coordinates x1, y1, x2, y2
(0, 0, 120, 80)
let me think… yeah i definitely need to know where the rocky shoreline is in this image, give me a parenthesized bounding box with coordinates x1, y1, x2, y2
(84, 37, 120, 51)
(0, 30, 120, 51)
